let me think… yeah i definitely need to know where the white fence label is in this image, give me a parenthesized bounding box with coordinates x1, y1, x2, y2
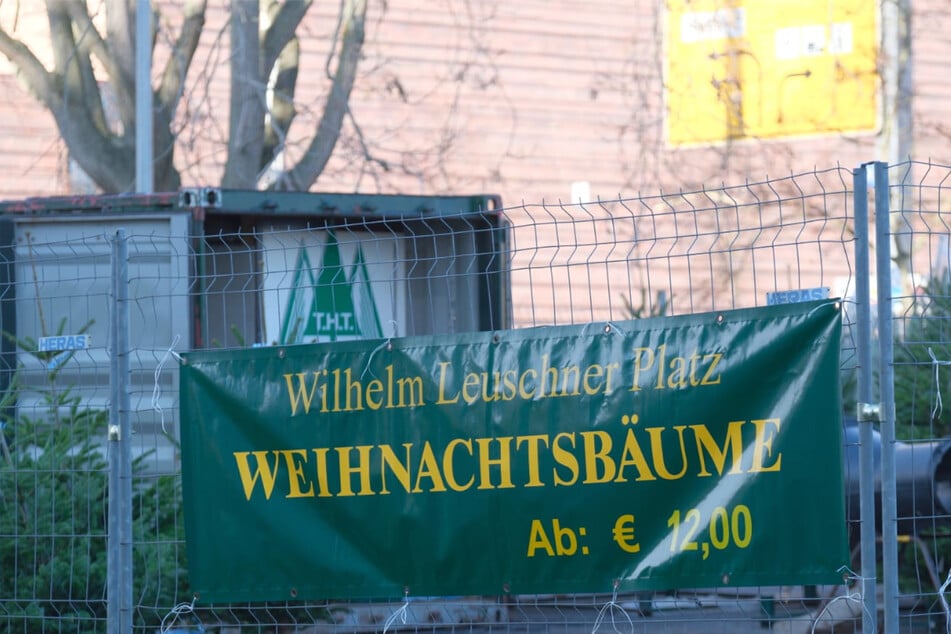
(38, 334, 91, 352)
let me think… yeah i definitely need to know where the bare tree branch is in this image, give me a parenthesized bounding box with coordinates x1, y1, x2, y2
(223, 0, 266, 187)
(47, 1, 109, 141)
(46, 1, 76, 77)
(62, 0, 133, 128)
(258, 0, 309, 175)
(151, 0, 206, 191)
(157, 0, 206, 113)
(0, 22, 131, 188)
(0, 1, 383, 193)
(56, 1, 109, 135)
(38, 1, 135, 192)
(261, 35, 298, 173)
(105, 0, 133, 84)
(262, 0, 310, 75)
(347, 109, 388, 172)
(0, 24, 55, 107)
(276, 0, 366, 191)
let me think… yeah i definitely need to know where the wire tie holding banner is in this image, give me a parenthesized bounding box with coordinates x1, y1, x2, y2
(937, 567, 951, 634)
(591, 580, 634, 634)
(160, 595, 201, 633)
(153, 334, 182, 434)
(361, 320, 398, 381)
(602, 321, 625, 336)
(809, 566, 873, 634)
(361, 338, 393, 381)
(807, 299, 841, 319)
(928, 347, 951, 422)
(382, 589, 411, 634)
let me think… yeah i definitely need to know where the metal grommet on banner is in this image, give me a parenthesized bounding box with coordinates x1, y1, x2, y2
(603, 322, 624, 335)
(807, 299, 841, 318)
(582, 322, 624, 337)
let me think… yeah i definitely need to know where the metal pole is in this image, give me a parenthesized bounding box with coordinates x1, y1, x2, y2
(135, 0, 153, 192)
(107, 230, 133, 633)
(873, 161, 900, 631)
(107, 243, 118, 634)
(853, 164, 877, 632)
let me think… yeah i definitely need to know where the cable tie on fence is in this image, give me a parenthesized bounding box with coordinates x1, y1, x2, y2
(809, 568, 872, 634)
(929, 347, 951, 422)
(382, 590, 411, 634)
(153, 334, 182, 435)
(591, 580, 634, 634)
(160, 596, 200, 634)
(809, 592, 868, 633)
(937, 567, 951, 633)
(386, 319, 398, 338)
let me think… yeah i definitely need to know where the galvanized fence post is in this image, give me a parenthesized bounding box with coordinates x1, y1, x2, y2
(107, 229, 133, 633)
(853, 164, 878, 632)
(872, 161, 900, 631)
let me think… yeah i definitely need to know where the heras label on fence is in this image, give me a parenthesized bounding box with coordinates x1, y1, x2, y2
(179, 299, 848, 602)
(37, 334, 91, 352)
(766, 286, 830, 305)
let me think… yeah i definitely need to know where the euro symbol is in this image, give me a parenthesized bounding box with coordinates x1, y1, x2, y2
(612, 514, 640, 553)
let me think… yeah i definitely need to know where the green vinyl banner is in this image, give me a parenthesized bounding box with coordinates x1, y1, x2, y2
(179, 300, 848, 602)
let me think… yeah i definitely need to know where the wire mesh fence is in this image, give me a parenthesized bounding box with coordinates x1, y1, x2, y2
(884, 160, 951, 629)
(1, 164, 949, 632)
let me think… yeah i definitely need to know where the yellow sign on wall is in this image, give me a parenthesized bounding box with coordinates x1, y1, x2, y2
(665, 0, 879, 145)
